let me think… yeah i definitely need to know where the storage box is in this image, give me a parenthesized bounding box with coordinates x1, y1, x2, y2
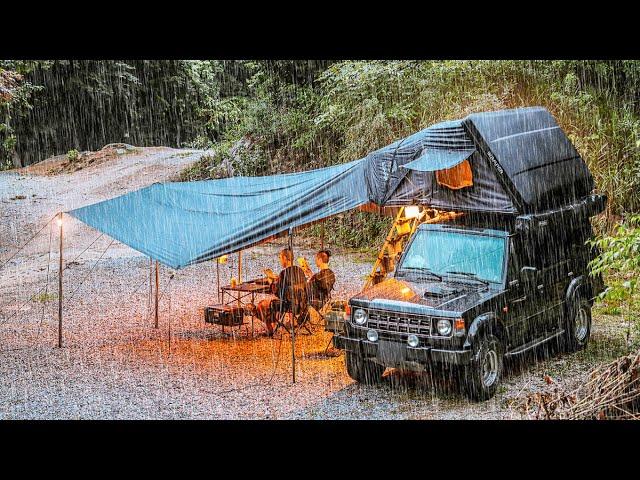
(324, 301, 347, 334)
(204, 305, 245, 326)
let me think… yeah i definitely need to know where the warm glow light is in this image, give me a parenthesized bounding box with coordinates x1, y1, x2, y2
(405, 205, 421, 219)
(401, 287, 412, 296)
(217, 255, 228, 264)
(56, 216, 63, 227)
(454, 318, 465, 331)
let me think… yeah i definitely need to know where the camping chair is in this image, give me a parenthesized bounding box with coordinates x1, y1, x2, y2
(294, 277, 337, 335)
(273, 284, 309, 335)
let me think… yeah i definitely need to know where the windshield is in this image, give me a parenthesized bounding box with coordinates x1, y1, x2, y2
(397, 229, 506, 284)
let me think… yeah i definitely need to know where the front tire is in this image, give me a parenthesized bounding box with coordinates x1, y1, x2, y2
(563, 295, 592, 353)
(464, 333, 503, 401)
(345, 351, 385, 384)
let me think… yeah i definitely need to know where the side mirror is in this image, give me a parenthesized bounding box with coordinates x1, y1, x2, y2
(520, 266, 538, 283)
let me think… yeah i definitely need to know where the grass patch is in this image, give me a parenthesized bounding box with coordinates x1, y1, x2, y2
(33, 292, 56, 303)
(593, 304, 622, 316)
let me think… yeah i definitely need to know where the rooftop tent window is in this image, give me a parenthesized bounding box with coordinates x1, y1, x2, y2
(435, 158, 473, 190)
(402, 148, 475, 173)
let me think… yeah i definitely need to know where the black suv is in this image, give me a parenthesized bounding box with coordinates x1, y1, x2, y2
(333, 216, 605, 400)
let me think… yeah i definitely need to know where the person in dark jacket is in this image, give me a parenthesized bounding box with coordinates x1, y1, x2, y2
(304, 250, 336, 312)
(256, 248, 307, 336)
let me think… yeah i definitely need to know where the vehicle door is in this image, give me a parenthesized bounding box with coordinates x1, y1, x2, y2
(535, 230, 574, 334)
(504, 236, 543, 347)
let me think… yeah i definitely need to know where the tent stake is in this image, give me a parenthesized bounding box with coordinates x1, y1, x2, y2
(57, 212, 63, 348)
(154, 260, 159, 329)
(289, 228, 296, 384)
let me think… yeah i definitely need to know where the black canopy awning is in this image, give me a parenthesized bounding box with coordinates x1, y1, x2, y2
(367, 106, 598, 215)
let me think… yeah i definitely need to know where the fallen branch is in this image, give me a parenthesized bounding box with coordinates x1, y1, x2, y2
(523, 350, 640, 419)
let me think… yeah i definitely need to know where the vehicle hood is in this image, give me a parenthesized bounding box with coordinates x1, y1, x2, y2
(350, 277, 503, 316)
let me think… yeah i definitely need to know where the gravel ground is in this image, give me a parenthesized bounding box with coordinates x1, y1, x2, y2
(0, 149, 631, 419)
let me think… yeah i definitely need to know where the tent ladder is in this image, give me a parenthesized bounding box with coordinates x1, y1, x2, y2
(364, 207, 419, 289)
(363, 208, 464, 289)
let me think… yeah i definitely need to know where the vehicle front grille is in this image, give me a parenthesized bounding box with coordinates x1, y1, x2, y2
(366, 309, 432, 336)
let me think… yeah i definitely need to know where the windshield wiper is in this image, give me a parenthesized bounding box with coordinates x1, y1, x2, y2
(444, 271, 490, 286)
(399, 267, 443, 281)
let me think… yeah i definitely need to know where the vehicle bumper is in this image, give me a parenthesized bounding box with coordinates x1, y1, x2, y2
(333, 334, 472, 367)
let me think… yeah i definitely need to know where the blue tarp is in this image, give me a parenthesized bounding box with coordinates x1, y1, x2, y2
(68, 159, 369, 269)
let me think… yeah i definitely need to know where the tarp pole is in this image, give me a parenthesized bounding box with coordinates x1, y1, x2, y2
(238, 251, 242, 284)
(57, 212, 63, 348)
(149, 257, 153, 314)
(154, 260, 159, 329)
(289, 228, 296, 384)
(216, 260, 221, 303)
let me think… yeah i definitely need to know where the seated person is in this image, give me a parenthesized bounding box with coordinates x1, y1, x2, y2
(256, 248, 307, 336)
(304, 250, 336, 312)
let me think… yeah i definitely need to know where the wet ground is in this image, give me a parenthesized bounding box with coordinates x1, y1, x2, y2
(0, 148, 631, 419)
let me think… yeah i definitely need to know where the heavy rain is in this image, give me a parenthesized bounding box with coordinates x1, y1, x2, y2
(1, 60, 639, 420)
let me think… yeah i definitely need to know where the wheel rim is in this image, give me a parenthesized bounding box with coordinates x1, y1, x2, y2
(574, 306, 589, 343)
(481, 347, 498, 387)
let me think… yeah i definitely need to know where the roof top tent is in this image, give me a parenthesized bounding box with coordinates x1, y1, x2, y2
(366, 106, 606, 226)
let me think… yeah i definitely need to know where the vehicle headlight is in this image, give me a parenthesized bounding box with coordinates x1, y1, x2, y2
(367, 329, 379, 342)
(353, 308, 368, 325)
(407, 334, 419, 348)
(436, 319, 452, 336)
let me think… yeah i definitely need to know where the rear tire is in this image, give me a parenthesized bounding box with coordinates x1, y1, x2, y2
(463, 333, 503, 402)
(345, 351, 385, 384)
(563, 295, 591, 353)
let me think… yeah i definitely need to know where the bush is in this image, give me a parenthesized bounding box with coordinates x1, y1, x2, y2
(66, 149, 80, 162)
(590, 215, 640, 343)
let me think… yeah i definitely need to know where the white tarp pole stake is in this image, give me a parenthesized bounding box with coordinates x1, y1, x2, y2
(154, 260, 159, 329)
(57, 212, 63, 348)
(216, 260, 221, 303)
(149, 257, 153, 314)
